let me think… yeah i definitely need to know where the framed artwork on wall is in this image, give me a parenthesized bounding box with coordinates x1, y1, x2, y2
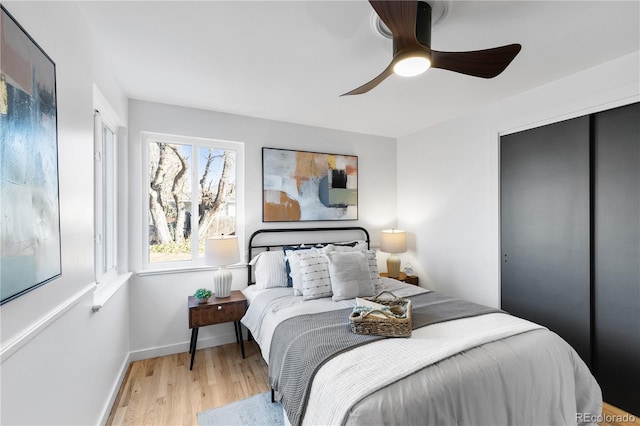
(1, 5, 61, 305)
(262, 147, 358, 222)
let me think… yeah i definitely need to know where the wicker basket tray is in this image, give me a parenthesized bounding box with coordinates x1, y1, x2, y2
(349, 291, 412, 337)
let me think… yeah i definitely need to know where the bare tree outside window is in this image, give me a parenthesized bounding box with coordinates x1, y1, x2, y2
(197, 147, 236, 252)
(148, 141, 236, 263)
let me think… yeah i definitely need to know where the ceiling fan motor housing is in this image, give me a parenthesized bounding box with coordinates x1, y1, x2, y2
(392, 1, 432, 54)
(416, 2, 432, 47)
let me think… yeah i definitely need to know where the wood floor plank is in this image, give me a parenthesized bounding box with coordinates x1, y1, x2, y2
(107, 340, 636, 425)
(601, 403, 640, 426)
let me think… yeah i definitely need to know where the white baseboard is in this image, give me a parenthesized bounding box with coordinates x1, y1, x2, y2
(128, 331, 238, 362)
(99, 351, 132, 425)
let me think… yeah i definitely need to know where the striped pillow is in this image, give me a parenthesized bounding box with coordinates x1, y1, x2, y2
(365, 250, 383, 293)
(299, 253, 332, 300)
(284, 246, 320, 296)
(321, 240, 368, 254)
(249, 251, 288, 289)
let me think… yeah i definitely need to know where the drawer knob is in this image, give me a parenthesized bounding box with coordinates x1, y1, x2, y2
(217, 306, 222, 310)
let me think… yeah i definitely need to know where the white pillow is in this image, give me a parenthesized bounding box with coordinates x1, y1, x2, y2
(284, 247, 319, 296)
(326, 251, 375, 302)
(249, 251, 288, 289)
(299, 252, 332, 300)
(323, 245, 382, 293)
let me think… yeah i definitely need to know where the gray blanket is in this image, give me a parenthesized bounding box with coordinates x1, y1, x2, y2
(268, 291, 502, 426)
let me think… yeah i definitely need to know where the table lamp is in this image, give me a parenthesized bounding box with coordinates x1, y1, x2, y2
(205, 236, 240, 298)
(380, 229, 407, 279)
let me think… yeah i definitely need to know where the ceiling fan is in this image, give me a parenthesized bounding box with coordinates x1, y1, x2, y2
(342, 0, 521, 96)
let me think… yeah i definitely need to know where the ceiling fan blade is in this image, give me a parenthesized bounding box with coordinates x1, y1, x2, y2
(370, 1, 419, 49)
(431, 44, 522, 78)
(341, 62, 395, 96)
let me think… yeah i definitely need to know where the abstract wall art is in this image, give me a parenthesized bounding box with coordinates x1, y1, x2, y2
(1, 5, 61, 304)
(262, 148, 358, 222)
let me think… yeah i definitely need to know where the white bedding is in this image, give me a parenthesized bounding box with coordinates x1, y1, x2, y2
(304, 312, 541, 425)
(241, 280, 601, 426)
(241, 278, 427, 362)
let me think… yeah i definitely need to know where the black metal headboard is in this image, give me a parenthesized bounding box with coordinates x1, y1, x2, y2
(247, 226, 370, 286)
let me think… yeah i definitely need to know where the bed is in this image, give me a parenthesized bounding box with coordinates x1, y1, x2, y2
(241, 227, 602, 426)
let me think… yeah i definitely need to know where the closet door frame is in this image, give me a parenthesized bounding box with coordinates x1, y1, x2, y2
(499, 101, 639, 415)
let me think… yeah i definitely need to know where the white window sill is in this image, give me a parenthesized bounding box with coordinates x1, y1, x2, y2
(136, 263, 246, 277)
(92, 272, 133, 312)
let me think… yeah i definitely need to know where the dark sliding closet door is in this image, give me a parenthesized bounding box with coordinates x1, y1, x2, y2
(500, 116, 592, 364)
(593, 102, 640, 414)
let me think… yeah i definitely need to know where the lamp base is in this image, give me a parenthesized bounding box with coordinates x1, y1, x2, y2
(213, 266, 232, 298)
(386, 254, 401, 279)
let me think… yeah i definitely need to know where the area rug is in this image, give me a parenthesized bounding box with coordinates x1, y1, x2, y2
(197, 392, 284, 426)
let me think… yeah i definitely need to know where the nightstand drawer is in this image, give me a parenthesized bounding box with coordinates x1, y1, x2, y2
(189, 300, 246, 328)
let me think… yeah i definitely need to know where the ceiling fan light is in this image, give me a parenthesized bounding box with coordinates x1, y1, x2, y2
(393, 56, 431, 77)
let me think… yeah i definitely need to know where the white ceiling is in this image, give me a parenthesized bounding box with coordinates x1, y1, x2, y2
(78, 1, 640, 138)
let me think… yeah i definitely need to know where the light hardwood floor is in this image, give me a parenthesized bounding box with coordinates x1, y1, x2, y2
(107, 341, 268, 425)
(107, 340, 638, 426)
(601, 404, 640, 426)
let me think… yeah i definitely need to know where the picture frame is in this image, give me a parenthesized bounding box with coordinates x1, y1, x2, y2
(1, 5, 62, 305)
(262, 147, 358, 222)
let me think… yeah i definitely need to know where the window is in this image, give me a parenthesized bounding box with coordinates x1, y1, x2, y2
(92, 86, 131, 310)
(142, 133, 243, 269)
(94, 110, 118, 283)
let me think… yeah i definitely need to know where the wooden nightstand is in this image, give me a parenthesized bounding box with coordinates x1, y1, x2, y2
(188, 290, 248, 370)
(380, 272, 419, 286)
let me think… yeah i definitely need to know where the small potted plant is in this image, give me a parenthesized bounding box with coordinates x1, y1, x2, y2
(194, 288, 212, 304)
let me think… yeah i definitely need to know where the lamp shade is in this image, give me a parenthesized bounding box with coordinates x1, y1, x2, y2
(205, 236, 240, 266)
(380, 230, 407, 254)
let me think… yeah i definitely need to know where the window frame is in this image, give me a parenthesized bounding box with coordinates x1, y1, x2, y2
(94, 110, 119, 284)
(140, 131, 244, 272)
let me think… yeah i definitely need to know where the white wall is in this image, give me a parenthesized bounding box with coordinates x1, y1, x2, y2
(397, 51, 640, 309)
(0, 2, 129, 425)
(126, 100, 397, 359)
(5, 4, 634, 424)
